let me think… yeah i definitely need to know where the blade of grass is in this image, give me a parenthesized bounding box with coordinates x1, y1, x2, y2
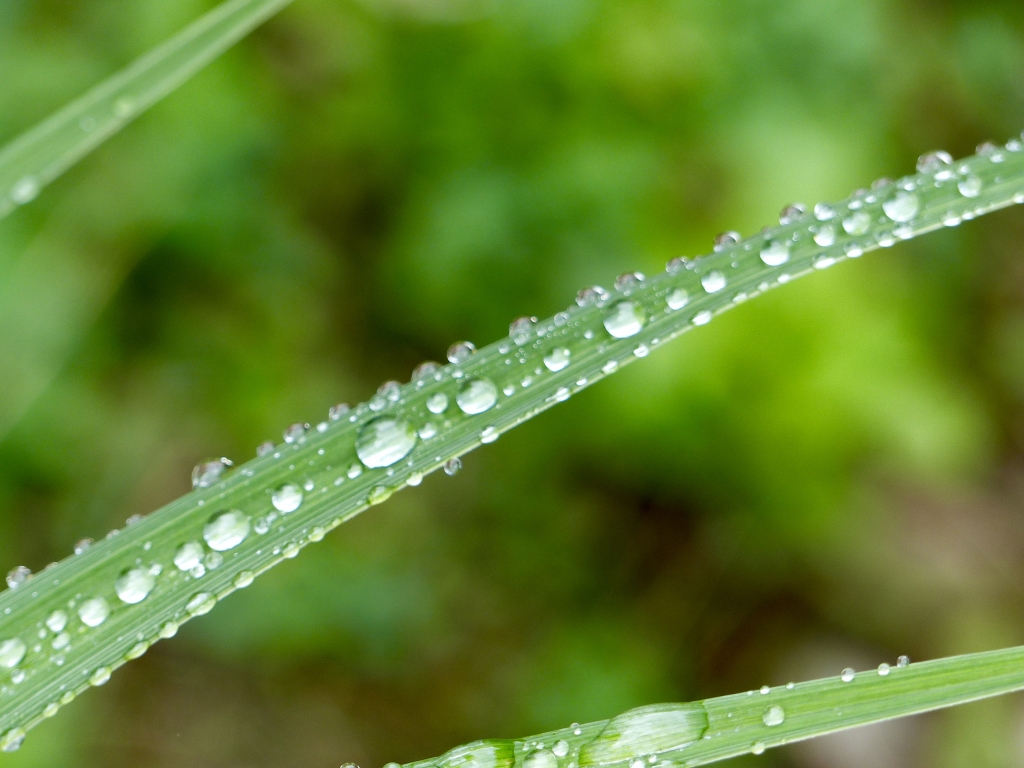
(0, 139, 1022, 749)
(399, 645, 1024, 767)
(0, 0, 294, 220)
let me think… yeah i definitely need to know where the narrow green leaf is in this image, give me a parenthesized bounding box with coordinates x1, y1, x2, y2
(0, 0, 293, 219)
(0, 139, 1022, 749)
(400, 646, 1024, 768)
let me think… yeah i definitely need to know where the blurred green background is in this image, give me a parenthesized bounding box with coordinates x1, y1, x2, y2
(2, 0, 1024, 765)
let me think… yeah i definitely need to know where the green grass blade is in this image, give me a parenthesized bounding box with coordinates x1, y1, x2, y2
(399, 645, 1024, 768)
(0, 139, 1022, 749)
(0, 0, 293, 220)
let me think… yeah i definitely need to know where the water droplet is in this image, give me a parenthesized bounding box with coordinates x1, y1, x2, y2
(125, 641, 149, 660)
(603, 301, 645, 338)
(579, 703, 708, 764)
(437, 741, 515, 768)
(602, 360, 618, 374)
(234, 571, 255, 589)
(203, 509, 250, 551)
(10, 176, 39, 205)
(186, 592, 216, 616)
(427, 393, 449, 413)
(191, 457, 232, 489)
(882, 190, 919, 222)
(52, 631, 70, 650)
(842, 211, 871, 235)
(614, 272, 645, 292)
(841, 668, 855, 682)
(0, 728, 25, 752)
(779, 203, 806, 225)
(759, 685, 770, 694)
(714, 231, 740, 251)
(174, 541, 204, 571)
(368, 485, 393, 506)
(256, 441, 275, 457)
(6, 566, 31, 589)
(78, 597, 110, 627)
(89, 666, 111, 686)
(693, 310, 712, 326)
(74, 538, 93, 555)
(413, 362, 441, 383)
(283, 423, 307, 444)
(204, 551, 223, 570)
(760, 241, 789, 266)
(813, 225, 836, 247)
(43, 702, 59, 718)
(0, 639, 26, 668)
(552, 739, 570, 757)
(667, 288, 689, 310)
(877, 663, 890, 676)
(1008, 138, 1023, 153)
(917, 150, 954, 176)
(750, 742, 765, 756)
(456, 378, 498, 415)
(115, 567, 156, 604)
(407, 472, 423, 486)
(543, 348, 571, 372)
(762, 705, 785, 727)
(577, 286, 609, 307)
(633, 345, 649, 358)
(702, 270, 726, 293)
(347, 462, 364, 478)
(814, 202, 836, 221)
(978, 141, 1005, 162)
(481, 425, 500, 441)
(813, 255, 837, 270)
(45, 610, 67, 633)
(329, 403, 350, 421)
(510, 316, 538, 345)
(666, 256, 689, 273)
(958, 175, 982, 198)
(356, 417, 418, 467)
(447, 341, 476, 364)
(378, 381, 402, 404)
(524, 749, 558, 768)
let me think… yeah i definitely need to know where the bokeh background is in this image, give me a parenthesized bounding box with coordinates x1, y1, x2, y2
(2, 0, 1024, 765)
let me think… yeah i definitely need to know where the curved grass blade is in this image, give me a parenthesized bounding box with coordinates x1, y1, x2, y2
(0, 0, 294, 220)
(399, 645, 1024, 768)
(0, 138, 1022, 749)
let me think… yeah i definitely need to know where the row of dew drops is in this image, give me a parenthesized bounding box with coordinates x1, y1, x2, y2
(1, 137, 1022, 751)
(351, 657, 913, 768)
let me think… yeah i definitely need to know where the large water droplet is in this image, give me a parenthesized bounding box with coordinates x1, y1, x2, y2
(0, 639, 26, 668)
(6, 566, 30, 589)
(447, 341, 476, 364)
(203, 510, 251, 551)
(702, 270, 727, 293)
(356, 417, 417, 468)
(958, 175, 982, 198)
(272, 483, 304, 513)
(0, 728, 25, 752)
(842, 211, 871, 235)
(882, 190, 919, 222)
(78, 597, 110, 628)
(457, 378, 498, 414)
(191, 457, 232, 489)
(186, 592, 216, 616)
(427, 393, 449, 414)
(115, 567, 156, 604)
(603, 301, 645, 338)
(543, 348, 571, 372)
(552, 740, 570, 758)
(760, 240, 789, 266)
(437, 740, 515, 768)
(667, 288, 689, 310)
(813, 225, 836, 247)
(762, 705, 785, 727)
(174, 541, 204, 571)
(897, 655, 910, 668)
(579, 703, 709, 765)
(45, 610, 67, 632)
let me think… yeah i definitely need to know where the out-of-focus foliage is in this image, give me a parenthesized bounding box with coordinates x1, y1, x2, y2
(0, 0, 1023, 765)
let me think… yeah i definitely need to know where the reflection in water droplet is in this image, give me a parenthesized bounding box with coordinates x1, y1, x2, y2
(78, 598, 110, 628)
(115, 567, 156, 604)
(272, 483, 304, 513)
(760, 240, 789, 266)
(329, 402, 350, 421)
(614, 272, 645, 292)
(882, 190, 919, 222)
(356, 418, 417, 468)
(456, 378, 498, 415)
(543, 348, 571, 372)
(762, 705, 785, 726)
(0, 639, 26, 668)
(427, 393, 449, 413)
(579, 703, 709, 765)
(958, 175, 982, 198)
(667, 288, 689, 310)
(174, 541, 204, 571)
(186, 592, 216, 616)
(603, 301, 645, 339)
(203, 510, 250, 551)
(702, 270, 727, 293)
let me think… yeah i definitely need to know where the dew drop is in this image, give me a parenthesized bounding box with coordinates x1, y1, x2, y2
(714, 231, 740, 251)
(368, 486, 392, 505)
(840, 668, 855, 682)
(917, 150, 954, 176)
(978, 141, 1005, 162)
(43, 702, 59, 718)
(125, 641, 149, 660)
(437, 741, 515, 768)
(543, 348, 571, 372)
(510, 316, 538, 345)
(702, 270, 727, 293)
(579, 703, 709, 764)
(174, 541, 204, 571)
(759, 241, 789, 266)
(52, 631, 70, 650)
(813, 255, 836, 270)
(456, 378, 498, 415)
(74, 538, 93, 555)
(256, 441, 275, 457)
(0, 728, 25, 752)
(45, 610, 67, 633)
(481, 425, 500, 442)
(602, 360, 618, 374)
(693, 310, 712, 326)
(897, 655, 910, 667)
(447, 341, 476, 364)
(283, 422, 307, 444)
(814, 202, 836, 221)
(762, 705, 785, 727)
(89, 667, 111, 686)
(10, 176, 39, 205)
(159, 622, 178, 638)
(407, 472, 423, 486)
(234, 571, 255, 589)
(666, 256, 689, 273)
(779, 203, 806, 225)
(78, 597, 110, 628)
(356, 417, 418, 467)
(882, 190, 919, 222)
(0, 639, 26, 668)
(524, 749, 558, 768)
(427, 393, 449, 413)
(667, 288, 689, 310)
(750, 742, 765, 756)
(577, 286, 609, 307)
(877, 663, 890, 676)
(603, 301, 645, 338)
(115, 567, 156, 604)
(191, 457, 232, 489)
(614, 272, 645, 292)
(552, 740, 570, 757)
(329, 402, 350, 421)
(186, 592, 216, 616)
(842, 211, 871, 235)
(6, 566, 31, 589)
(203, 509, 250, 551)
(813, 225, 836, 247)
(348, 463, 364, 478)
(204, 552, 223, 569)
(958, 175, 982, 198)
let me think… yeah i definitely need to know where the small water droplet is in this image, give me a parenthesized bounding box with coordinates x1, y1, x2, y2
(543, 348, 571, 372)
(204, 552, 223, 570)
(347, 462, 364, 478)
(356, 418, 418, 467)
(779, 203, 806, 225)
(552, 739, 570, 757)
(426, 392, 449, 414)
(407, 472, 423, 486)
(413, 361, 441, 382)
(283, 422, 307, 444)
(328, 403, 350, 421)
(43, 702, 59, 718)
(191, 457, 232, 489)
(52, 631, 70, 650)
(577, 286, 609, 307)
(45, 610, 67, 633)
(978, 141, 1005, 162)
(882, 190, 919, 222)
(759, 685, 770, 694)
(186, 592, 216, 616)
(0, 639, 26, 668)
(74, 538, 93, 555)
(603, 301, 645, 338)
(667, 288, 689, 310)
(750, 742, 765, 756)
(159, 621, 178, 638)
(614, 272, 645, 292)
(125, 641, 149, 660)
(814, 202, 836, 221)
(842, 211, 871, 235)
(524, 749, 558, 768)
(917, 150, 954, 176)
(447, 341, 476, 364)
(115, 567, 156, 604)
(602, 360, 618, 374)
(456, 378, 498, 415)
(256, 441, 275, 457)
(510, 316, 538, 345)
(877, 662, 890, 676)
(254, 517, 271, 534)
(10, 176, 39, 205)
(762, 705, 785, 726)
(378, 381, 402, 403)
(6, 566, 31, 589)
(702, 271, 727, 293)
(0, 728, 25, 752)
(813, 225, 836, 247)
(841, 668, 855, 682)
(813, 255, 837, 270)
(666, 256, 689, 273)
(714, 231, 740, 251)
(78, 597, 110, 627)
(174, 541, 204, 571)
(958, 175, 982, 197)
(693, 310, 712, 326)
(897, 655, 910, 667)
(760, 241, 789, 266)
(444, 458, 462, 476)
(481, 425, 500, 441)
(367, 486, 392, 505)
(203, 509, 250, 551)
